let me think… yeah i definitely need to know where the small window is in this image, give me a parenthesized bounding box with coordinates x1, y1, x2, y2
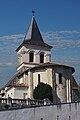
(41, 118, 43, 120)
(69, 116, 71, 120)
(57, 115, 59, 120)
(29, 52, 34, 62)
(38, 74, 40, 84)
(40, 53, 44, 63)
(59, 73, 62, 84)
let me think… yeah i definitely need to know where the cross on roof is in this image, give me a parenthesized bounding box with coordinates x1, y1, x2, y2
(32, 10, 35, 16)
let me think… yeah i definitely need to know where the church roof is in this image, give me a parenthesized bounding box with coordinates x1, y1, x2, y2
(16, 15, 52, 51)
(30, 62, 75, 74)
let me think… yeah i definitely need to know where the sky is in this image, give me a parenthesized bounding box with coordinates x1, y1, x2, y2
(0, 0, 80, 88)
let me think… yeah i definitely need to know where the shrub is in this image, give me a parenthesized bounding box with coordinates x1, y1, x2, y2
(33, 82, 53, 102)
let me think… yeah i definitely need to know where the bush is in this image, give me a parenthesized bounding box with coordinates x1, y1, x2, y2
(33, 82, 53, 102)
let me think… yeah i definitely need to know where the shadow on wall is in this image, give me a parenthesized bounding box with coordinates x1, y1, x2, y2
(52, 89, 61, 104)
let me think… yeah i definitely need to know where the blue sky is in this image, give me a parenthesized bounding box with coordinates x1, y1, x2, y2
(0, 0, 80, 87)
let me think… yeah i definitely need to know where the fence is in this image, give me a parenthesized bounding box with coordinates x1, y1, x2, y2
(0, 98, 51, 107)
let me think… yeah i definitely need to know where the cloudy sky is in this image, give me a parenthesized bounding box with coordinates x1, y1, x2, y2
(0, 0, 80, 87)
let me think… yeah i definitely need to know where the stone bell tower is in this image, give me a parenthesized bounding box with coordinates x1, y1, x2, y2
(16, 13, 52, 73)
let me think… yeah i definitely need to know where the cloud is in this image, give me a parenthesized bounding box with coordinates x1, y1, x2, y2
(42, 30, 80, 49)
(57, 30, 80, 34)
(0, 62, 15, 67)
(0, 34, 24, 41)
(0, 34, 24, 88)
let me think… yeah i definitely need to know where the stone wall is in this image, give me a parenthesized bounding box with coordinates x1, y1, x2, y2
(0, 102, 80, 120)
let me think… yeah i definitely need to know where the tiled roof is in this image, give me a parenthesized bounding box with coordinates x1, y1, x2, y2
(30, 62, 75, 73)
(16, 16, 52, 51)
(14, 83, 28, 87)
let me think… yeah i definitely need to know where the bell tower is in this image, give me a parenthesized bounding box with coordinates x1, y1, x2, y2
(16, 13, 52, 73)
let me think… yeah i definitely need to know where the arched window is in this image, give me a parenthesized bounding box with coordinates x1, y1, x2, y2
(29, 52, 34, 62)
(40, 53, 44, 63)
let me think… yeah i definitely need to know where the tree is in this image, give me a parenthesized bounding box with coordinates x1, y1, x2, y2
(33, 82, 53, 102)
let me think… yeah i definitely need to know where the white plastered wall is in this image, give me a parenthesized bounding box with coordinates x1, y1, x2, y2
(53, 67, 72, 103)
(17, 46, 51, 65)
(32, 68, 52, 89)
(6, 87, 28, 99)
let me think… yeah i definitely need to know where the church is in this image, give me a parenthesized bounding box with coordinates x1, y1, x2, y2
(0, 13, 78, 103)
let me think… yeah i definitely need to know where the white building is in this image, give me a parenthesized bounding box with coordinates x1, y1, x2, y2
(0, 14, 75, 103)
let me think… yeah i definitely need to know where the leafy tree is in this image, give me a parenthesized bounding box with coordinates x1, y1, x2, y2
(33, 82, 53, 102)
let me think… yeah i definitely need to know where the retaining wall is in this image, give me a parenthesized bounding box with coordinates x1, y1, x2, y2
(0, 102, 80, 120)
